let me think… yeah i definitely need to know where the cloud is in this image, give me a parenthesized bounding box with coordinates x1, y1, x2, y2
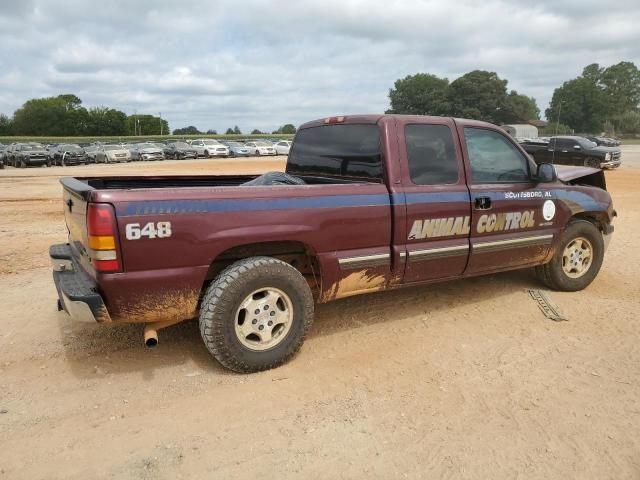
(0, 0, 638, 132)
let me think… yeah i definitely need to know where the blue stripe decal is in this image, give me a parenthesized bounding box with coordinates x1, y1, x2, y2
(398, 191, 471, 204)
(119, 194, 391, 216)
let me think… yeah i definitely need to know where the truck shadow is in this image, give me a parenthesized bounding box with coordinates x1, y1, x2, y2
(57, 269, 542, 379)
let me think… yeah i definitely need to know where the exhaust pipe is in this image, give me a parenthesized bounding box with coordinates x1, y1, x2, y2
(144, 326, 158, 348)
(143, 319, 181, 348)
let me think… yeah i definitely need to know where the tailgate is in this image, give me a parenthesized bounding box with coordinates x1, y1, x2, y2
(60, 177, 95, 271)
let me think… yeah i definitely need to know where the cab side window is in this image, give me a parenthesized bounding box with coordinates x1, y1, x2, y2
(405, 124, 459, 185)
(464, 128, 530, 183)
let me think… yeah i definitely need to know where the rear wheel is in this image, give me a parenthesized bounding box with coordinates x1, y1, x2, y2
(535, 220, 604, 291)
(204, 150, 210, 158)
(199, 256, 314, 373)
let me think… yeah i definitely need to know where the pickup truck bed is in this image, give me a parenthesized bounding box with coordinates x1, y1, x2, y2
(51, 114, 616, 372)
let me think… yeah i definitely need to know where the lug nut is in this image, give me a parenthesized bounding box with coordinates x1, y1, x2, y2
(259, 325, 264, 330)
(270, 311, 275, 316)
(252, 319, 257, 324)
(268, 321, 273, 326)
(254, 309, 260, 315)
(264, 305, 269, 310)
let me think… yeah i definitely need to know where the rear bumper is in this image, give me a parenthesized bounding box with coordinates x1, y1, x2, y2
(50, 243, 111, 323)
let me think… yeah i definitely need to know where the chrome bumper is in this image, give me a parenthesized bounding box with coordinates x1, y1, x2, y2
(50, 244, 111, 323)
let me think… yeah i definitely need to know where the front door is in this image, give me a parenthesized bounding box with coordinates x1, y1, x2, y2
(397, 118, 471, 283)
(460, 126, 555, 274)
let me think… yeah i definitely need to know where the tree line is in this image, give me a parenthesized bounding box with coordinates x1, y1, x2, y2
(387, 61, 640, 134)
(0, 94, 168, 136)
(172, 124, 297, 136)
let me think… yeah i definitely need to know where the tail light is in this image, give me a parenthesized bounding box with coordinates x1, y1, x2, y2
(87, 203, 121, 272)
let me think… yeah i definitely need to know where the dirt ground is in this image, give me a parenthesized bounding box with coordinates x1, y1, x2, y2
(1, 151, 639, 479)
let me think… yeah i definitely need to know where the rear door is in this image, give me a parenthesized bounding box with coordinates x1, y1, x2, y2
(460, 125, 555, 274)
(396, 118, 471, 283)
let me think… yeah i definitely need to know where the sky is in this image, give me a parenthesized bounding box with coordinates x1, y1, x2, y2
(0, 0, 639, 133)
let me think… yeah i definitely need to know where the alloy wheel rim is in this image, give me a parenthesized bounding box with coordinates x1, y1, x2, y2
(562, 236, 593, 278)
(234, 288, 293, 351)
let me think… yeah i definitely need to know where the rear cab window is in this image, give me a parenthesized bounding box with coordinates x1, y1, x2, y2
(287, 124, 383, 183)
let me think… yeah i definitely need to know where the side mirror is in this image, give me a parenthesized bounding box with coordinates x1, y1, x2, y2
(535, 163, 557, 183)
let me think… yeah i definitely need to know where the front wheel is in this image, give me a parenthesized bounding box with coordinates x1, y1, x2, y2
(584, 157, 600, 169)
(535, 220, 604, 291)
(199, 256, 314, 373)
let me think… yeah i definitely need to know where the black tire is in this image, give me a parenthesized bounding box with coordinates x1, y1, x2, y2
(19, 159, 26, 168)
(204, 150, 210, 158)
(584, 157, 600, 169)
(174, 152, 180, 160)
(199, 256, 314, 373)
(535, 220, 604, 291)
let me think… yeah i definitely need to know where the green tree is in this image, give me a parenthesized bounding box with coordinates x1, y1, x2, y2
(12, 94, 89, 135)
(386, 73, 450, 116)
(600, 61, 640, 114)
(128, 114, 169, 135)
(172, 125, 201, 135)
(233, 125, 241, 135)
(448, 70, 510, 124)
(504, 91, 540, 122)
(251, 129, 264, 134)
(0, 113, 13, 135)
(86, 107, 127, 136)
(611, 111, 640, 133)
(206, 129, 217, 135)
(280, 123, 296, 134)
(225, 127, 235, 135)
(545, 76, 608, 133)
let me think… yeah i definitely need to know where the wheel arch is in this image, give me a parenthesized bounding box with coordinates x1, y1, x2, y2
(202, 240, 322, 299)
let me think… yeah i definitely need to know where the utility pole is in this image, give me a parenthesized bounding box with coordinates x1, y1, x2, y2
(159, 112, 163, 135)
(133, 110, 137, 136)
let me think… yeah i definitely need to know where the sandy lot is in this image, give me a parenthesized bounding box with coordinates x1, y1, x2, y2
(1, 151, 639, 479)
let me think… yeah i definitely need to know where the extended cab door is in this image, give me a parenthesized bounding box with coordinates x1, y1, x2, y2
(459, 125, 555, 274)
(396, 117, 471, 283)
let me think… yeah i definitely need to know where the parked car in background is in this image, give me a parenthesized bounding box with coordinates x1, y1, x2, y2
(95, 144, 132, 163)
(521, 136, 621, 169)
(163, 141, 198, 159)
(584, 135, 621, 147)
(48, 144, 88, 166)
(220, 141, 251, 157)
(190, 139, 229, 158)
(0, 144, 5, 169)
(274, 140, 292, 155)
(13, 143, 49, 168)
(244, 141, 276, 156)
(131, 143, 165, 161)
(84, 145, 99, 163)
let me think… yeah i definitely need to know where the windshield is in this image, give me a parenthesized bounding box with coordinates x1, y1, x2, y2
(578, 138, 597, 149)
(203, 140, 221, 145)
(104, 145, 122, 151)
(22, 145, 44, 151)
(173, 142, 190, 148)
(62, 145, 82, 152)
(254, 141, 270, 146)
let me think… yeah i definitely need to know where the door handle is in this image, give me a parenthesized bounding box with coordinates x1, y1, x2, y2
(474, 196, 492, 210)
(561, 150, 568, 153)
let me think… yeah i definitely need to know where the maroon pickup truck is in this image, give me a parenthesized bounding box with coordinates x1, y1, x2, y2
(51, 115, 616, 372)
